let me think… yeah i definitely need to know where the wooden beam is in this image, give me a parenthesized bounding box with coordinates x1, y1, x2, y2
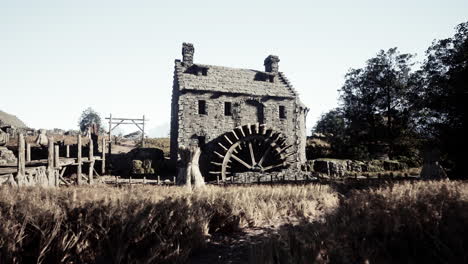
(54, 145, 60, 168)
(88, 138, 94, 184)
(47, 138, 54, 170)
(110, 122, 144, 125)
(110, 120, 125, 131)
(17, 133, 26, 184)
(141, 115, 145, 147)
(47, 137, 55, 186)
(77, 134, 83, 185)
(66, 145, 70, 158)
(108, 114, 112, 157)
(101, 137, 106, 175)
(131, 120, 144, 132)
(105, 117, 147, 121)
(26, 143, 31, 162)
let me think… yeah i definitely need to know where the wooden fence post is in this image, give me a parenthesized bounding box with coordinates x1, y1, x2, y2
(54, 145, 60, 168)
(26, 142, 31, 162)
(47, 138, 54, 186)
(54, 145, 60, 186)
(17, 133, 26, 185)
(101, 137, 106, 175)
(77, 134, 82, 185)
(88, 138, 94, 184)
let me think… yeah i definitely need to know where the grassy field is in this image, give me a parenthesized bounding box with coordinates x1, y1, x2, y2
(0, 180, 466, 263)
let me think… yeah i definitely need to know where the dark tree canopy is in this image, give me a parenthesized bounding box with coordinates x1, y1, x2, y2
(414, 21, 468, 176)
(311, 21, 467, 177)
(339, 48, 416, 159)
(311, 108, 349, 159)
(78, 107, 102, 133)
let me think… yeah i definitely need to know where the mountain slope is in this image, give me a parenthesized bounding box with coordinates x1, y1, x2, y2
(0, 110, 28, 128)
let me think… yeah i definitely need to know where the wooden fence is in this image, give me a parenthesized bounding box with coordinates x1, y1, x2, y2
(0, 133, 106, 186)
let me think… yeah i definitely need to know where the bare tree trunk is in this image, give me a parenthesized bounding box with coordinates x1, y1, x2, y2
(191, 147, 205, 188)
(176, 146, 205, 188)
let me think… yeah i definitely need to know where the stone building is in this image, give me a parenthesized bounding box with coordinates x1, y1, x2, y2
(170, 43, 308, 181)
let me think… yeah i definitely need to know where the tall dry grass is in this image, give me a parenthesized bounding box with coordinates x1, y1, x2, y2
(0, 184, 337, 263)
(252, 180, 468, 264)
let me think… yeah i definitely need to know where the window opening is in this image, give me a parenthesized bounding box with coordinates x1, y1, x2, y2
(224, 102, 232, 116)
(279, 105, 286, 119)
(198, 100, 206, 115)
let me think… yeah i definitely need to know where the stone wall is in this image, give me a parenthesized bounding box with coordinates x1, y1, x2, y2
(172, 90, 305, 177)
(227, 168, 311, 184)
(169, 43, 308, 178)
(303, 159, 411, 178)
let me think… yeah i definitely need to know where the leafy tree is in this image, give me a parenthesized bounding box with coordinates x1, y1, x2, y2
(415, 21, 468, 177)
(312, 108, 349, 158)
(339, 48, 416, 159)
(78, 107, 102, 133)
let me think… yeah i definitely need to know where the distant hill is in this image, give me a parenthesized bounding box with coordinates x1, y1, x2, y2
(0, 110, 28, 128)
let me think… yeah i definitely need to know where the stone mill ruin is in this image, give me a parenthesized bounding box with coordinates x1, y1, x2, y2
(170, 43, 309, 182)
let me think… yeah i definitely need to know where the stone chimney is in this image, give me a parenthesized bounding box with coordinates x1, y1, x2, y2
(182, 42, 194, 66)
(264, 55, 280, 73)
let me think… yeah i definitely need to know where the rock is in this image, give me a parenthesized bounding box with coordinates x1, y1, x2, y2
(420, 149, 447, 179)
(327, 160, 347, 177)
(132, 160, 144, 174)
(420, 162, 447, 179)
(346, 160, 364, 172)
(0, 129, 9, 146)
(308, 158, 408, 178)
(35, 129, 49, 146)
(312, 159, 348, 178)
(312, 159, 329, 175)
(132, 158, 156, 174)
(0, 147, 17, 165)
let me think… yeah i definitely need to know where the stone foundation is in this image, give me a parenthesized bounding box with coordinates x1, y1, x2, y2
(225, 169, 311, 184)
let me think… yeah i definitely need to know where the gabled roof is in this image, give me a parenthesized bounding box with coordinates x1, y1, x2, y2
(174, 60, 299, 98)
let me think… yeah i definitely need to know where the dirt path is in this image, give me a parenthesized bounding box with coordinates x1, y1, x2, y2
(189, 227, 275, 264)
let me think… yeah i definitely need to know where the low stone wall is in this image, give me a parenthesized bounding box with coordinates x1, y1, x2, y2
(303, 159, 410, 178)
(227, 169, 311, 184)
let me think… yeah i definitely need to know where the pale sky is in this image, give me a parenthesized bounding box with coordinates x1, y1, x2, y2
(1, 0, 467, 137)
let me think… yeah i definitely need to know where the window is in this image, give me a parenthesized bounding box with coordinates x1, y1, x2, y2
(279, 105, 286, 119)
(201, 68, 208, 76)
(269, 76, 275, 83)
(198, 100, 206, 115)
(224, 102, 232, 116)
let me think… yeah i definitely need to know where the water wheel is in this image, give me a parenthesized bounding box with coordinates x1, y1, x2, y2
(210, 123, 295, 180)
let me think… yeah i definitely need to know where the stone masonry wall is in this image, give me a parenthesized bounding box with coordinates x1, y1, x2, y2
(173, 91, 304, 177)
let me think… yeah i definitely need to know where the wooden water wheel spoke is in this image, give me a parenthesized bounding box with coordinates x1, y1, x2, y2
(231, 154, 253, 169)
(262, 163, 284, 172)
(248, 142, 256, 165)
(257, 145, 271, 166)
(213, 123, 296, 180)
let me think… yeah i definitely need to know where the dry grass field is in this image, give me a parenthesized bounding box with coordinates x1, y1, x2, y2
(0, 180, 466, 263)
